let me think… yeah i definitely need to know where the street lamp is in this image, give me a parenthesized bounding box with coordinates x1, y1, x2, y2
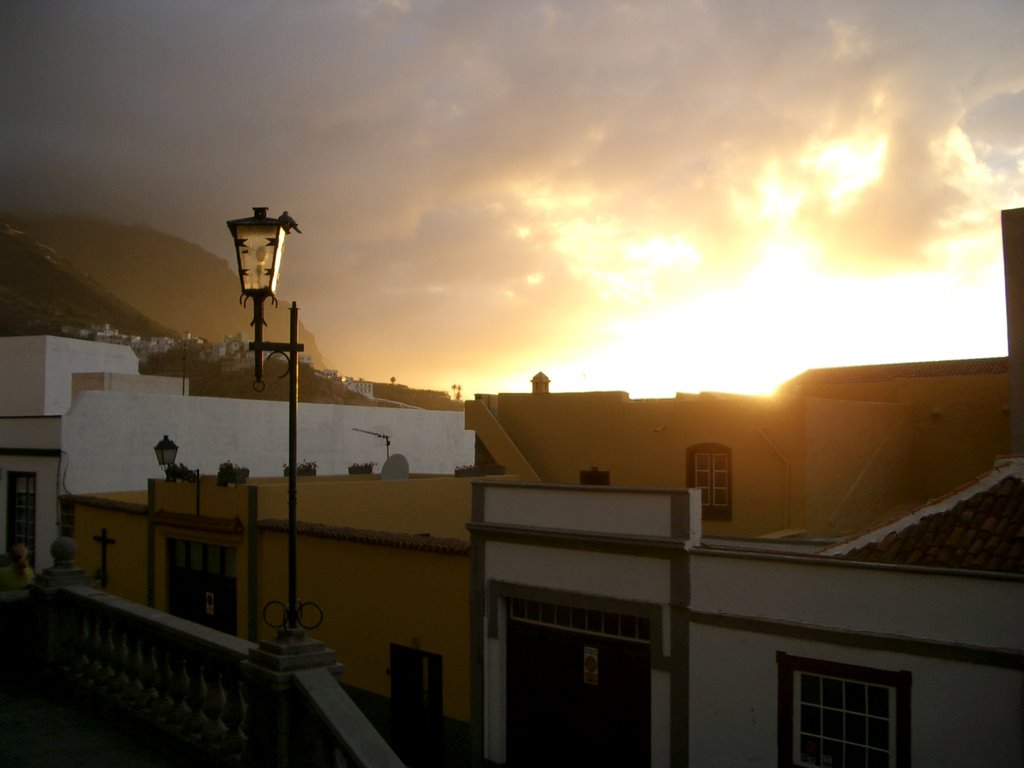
(154, 434, 180, 471)
(154, 434, 200, 514)
(227, 207, 319, 637)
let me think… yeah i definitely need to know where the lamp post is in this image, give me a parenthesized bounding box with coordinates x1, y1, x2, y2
(227, 207, 317, 637)
(154, 434, 200, 514)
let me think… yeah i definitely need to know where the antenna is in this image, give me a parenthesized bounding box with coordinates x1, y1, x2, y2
(352, 427, 391, 458)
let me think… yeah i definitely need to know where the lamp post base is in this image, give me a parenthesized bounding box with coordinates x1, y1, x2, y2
(249, 631, 345, 677)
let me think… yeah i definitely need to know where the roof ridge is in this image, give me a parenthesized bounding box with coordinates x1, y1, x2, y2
(820, 456, 1024, 557)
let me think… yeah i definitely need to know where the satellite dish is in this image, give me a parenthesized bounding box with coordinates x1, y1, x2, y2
(380, 453, 410, 481)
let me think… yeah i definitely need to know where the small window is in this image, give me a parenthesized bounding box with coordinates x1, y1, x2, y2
(777, 652, 910, 768)
(579, 467, 610, 485)
(687, 443, 731, 520)
(7, 472, 37, 564)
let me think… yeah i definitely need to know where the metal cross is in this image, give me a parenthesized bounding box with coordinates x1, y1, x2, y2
(92, 527, 117, 588)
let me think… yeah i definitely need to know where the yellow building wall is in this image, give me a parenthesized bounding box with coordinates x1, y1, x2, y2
(257, 528, 471, 722)
(480, 375, 1011, 538)
(253, 476, 475, 540)
(149, 480, 254, 637)
(72, 475, 475, 724)
(898, 375, 1010, 498)
(802, 398, 913, 534)
(485, 391, 797, 537)
(70, 497, 149, 606)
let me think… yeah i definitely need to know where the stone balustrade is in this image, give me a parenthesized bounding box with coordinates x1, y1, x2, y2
(13, 537, 403, 768)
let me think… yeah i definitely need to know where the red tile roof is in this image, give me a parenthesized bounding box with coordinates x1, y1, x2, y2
(784, 357, 1008, 388)
(834, 470, 1024, 574)
(259, 519, 469, 555)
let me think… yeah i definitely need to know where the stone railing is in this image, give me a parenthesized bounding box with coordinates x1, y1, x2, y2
(39, 584, 251, 764)
(22, 537, 404, 768)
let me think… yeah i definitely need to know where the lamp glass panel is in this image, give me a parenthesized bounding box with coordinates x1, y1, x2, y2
(235, 222, 285, 295)
(154, 436, 178, 467)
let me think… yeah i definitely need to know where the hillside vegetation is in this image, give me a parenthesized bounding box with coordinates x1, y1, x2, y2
(0, 223, 173, 338)
(1, 213, 323, 366)
(0, 215, 462, 411)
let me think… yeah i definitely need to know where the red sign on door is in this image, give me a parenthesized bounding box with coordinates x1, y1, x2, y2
(583, 646, 599, 685)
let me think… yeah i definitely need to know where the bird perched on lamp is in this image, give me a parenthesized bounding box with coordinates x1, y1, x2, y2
(280, 211, 302, 234)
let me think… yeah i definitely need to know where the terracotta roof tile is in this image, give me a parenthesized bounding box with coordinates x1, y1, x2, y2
(839, 474, 1024, 574)
(259, 518, 469, 556)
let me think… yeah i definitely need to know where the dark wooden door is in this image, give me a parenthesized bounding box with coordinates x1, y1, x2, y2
(506, 612, 651, 767)
(167, 539, 237, 635)
(390, 643, 444, 767)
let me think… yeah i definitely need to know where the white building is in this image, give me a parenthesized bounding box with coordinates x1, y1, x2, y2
(470, 470, 1024, 767)
(469, 483, 701, 766)
(344, 379, 374, 399)
(0, 335, 474, 570)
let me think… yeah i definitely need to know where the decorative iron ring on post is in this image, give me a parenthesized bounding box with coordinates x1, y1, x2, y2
(262, 599, 325, 631)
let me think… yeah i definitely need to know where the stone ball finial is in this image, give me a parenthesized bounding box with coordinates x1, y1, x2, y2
(50, 536, 77, 569)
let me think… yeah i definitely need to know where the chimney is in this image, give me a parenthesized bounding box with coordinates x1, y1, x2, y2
(531, 371, 550, 395)
(1002, 208, 1024, 452)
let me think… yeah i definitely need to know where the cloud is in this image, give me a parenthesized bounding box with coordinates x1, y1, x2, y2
(2, 0, 1023, 394)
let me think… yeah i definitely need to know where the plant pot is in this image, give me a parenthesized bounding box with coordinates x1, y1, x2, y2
(218, 468, 249, 486)
(348, 465, 373, 475)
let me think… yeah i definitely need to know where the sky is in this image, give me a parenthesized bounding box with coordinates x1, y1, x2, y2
(3, 1, 1024, 398)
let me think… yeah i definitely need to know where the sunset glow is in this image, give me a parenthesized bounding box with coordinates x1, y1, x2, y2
(3, 1, 1022, 399)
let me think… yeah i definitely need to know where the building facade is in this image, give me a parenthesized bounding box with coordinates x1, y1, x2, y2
(65, 473, 480, 767)
(0, 335, 474, 573)
(467, 359, 1010, 540)
(470, 476, 1023, 767)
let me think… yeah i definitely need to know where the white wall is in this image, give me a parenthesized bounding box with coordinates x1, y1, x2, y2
(72, 371, 184, 399)
(688, 550, 1024, 767)
(60, 390, 475, 495)
(0, 336, 140, 417)
(689, 624, 1023, 768)
(485, 540, 671, 603)
(480, 484, 700, 539)
(477, 485, 694, 768)
(690, 551, 1024, 650)
(0, 337, 49, 416)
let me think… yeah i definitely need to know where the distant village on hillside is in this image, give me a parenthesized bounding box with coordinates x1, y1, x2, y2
(57, 320, 460, 408)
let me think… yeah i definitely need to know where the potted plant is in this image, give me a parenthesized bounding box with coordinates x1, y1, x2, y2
(284, 460, 318, 477)
(166, 462, 197, 482)
(217, 460, 250, 486)
(348, 461, 375, 475)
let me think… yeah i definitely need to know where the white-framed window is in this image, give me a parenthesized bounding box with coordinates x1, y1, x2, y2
(777, 652, 910, 768)
(687, 443, 731, 520)
(7, 472, 36, 563)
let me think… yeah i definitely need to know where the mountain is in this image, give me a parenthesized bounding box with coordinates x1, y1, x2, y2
(0, 214, 324, 366)
(0, 214, 462, 411)
(0, 222, 174, 338)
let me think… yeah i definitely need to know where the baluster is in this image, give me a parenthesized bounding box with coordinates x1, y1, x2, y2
(136, 632, 157, 711)
(121, 625, 143, 705)
(83, 607, 106, 696)
(109, 617, 130, 697)
(152, 641, 176, 722)
(51, 593, 78, 673)
(219, 664, 246, 761)
(168, 649, 191, 731)
(93, 610, 114, 695)
(185, 652, 209, 736)
(201, 661, 227, 747)
(66, 601, 92, 685)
